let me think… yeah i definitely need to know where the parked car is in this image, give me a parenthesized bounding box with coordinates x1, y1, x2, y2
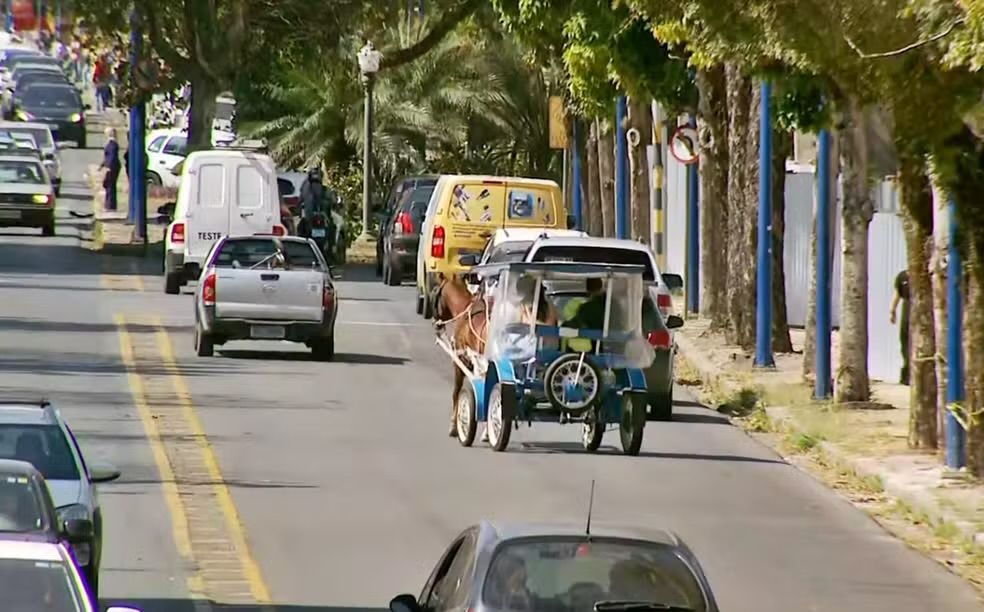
(145, 128, 186, 189)
(0, 121, 63, 194)
(193, 235, 338, 359)
(0, 400, 122, 600)
(416, 175, 572, 319)
(389, 521, 719, 612)
(160, 145, 286, 294)
(10, 82, 87, 147)
(376, 175, 438, 286)
(0, 153, 55, 235)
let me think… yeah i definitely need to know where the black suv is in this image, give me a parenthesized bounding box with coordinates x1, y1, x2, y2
(376, 175, 438, 286)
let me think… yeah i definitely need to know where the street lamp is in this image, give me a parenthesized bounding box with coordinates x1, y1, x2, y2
(357, 40, 382, 243)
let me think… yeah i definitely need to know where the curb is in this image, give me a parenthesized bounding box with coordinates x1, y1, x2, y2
(674, 336, 984, 551)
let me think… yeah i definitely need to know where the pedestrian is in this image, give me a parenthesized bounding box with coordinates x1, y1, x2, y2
(889, 269, 911, 385)
(100, 128, 121, 211)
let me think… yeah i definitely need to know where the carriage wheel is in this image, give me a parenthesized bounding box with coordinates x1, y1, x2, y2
(487, 384, 513, 452)
(582, 420, 604, 452)
(455, 385, 478, 447)
(619, 393, 646, 456)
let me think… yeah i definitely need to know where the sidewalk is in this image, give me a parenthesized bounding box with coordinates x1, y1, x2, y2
(86, 162, 167, 255)
(672, 299, 984, 587)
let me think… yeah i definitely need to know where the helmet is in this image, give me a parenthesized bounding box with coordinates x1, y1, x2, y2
(308, 167, 323, 182)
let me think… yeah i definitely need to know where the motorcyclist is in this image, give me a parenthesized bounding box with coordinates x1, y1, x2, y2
(298, 167, 337, 263)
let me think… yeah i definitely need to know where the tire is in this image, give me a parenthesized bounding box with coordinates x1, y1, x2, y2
(422, 287, 434, 320)
(147, 172, 163, 186)
(486, 384, 513, 452)
(194, 323, 214, 357)
(619, 393, 646, 456)
(164, 272, 181, 295)
(41, 220, 55, 237)
(384, 253, 401, 286)
(455, 385, 478, 447)
(416, 292, 424, 315)
(648, 387, 674, 422)
(311, 334, 335, 361)
(376, 244, 383, 276)
(582, 420, 604, 452)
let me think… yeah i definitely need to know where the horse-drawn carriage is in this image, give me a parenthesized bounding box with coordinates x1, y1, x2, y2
(436, 261, 657, 456)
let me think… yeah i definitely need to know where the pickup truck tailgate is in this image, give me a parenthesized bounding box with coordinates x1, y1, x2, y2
(214, 268, 325, 321)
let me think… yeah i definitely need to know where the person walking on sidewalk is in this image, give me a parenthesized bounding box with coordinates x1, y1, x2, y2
(100, 128, 121, 211)
(889, 269, 911, 385)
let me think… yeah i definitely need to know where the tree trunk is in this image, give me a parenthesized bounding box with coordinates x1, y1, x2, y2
(771, 128, 794, 353)
(724, 65, 757, 349)
(628, 98, 652, 243)
(835, 97, 873, 403)
(928, 161, 949, 454)
(188, 71, 218, 152)
(598, 121, 616, 238)
(696, 66, 729, 329)
(965, 239, 984, 476)
(586, 121, 603, 236)
(899, 154, 938, 449)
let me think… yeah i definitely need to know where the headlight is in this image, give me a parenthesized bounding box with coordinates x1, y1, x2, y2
(15, 109, 31, 120)
(68, 113, 82, 123)
(32, 193, 51, 204)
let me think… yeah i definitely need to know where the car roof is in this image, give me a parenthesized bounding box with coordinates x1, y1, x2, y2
(529, 235, 655, 253)
(491, 228, 588, 246)
(0, 403, 58, 426)
(185, 149, 270, 161)
(482, 521, 682, 547)
(0, 539, 65, 562)
(224, 234, 311, 244)
(439, 174, 559, 188)
(148, 128, 185, 140)
(0, 459, 42, 476)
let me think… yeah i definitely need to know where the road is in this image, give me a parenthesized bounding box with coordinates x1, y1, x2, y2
(0, 126, 980, 612)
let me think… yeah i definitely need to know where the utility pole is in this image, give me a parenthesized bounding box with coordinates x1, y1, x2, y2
(946, 197, 966, 469)
(754, 81, 775, 368)
(815, 129, 833, 398)
(686, 115, 699, 315)
(614, 96, 629, 239)
(651, 102, 666, 271)
(571, 118, 583, 230)
(128, 8, 146, 243)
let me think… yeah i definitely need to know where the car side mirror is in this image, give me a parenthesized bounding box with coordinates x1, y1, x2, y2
(390, 594, 421, 612)
(665, 314, 684, 330)
(89, 464, 121, 483)
(61, 518, 93, 543)
(157, 201, 176, 218)
(83, 103, 91, 110)
(661, 273, 683, 292)
(458, 253, 479, 267)
(43, 152, 54, 160)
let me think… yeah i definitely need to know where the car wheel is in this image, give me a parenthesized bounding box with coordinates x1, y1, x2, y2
(147, 172, 163, 186)
(41, 220, 55, 237)
(164, 272, 181, 295)
(312, 333, 335, 361)
(648, 387, 674, 422)
(375, 244, 383, 276)
(194, 324, 214, 357)
(384, 253, 401, 286)
(416, 291, 424, 315)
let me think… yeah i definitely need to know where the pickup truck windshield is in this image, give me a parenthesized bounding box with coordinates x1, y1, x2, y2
(212, 239, 323, 270)
(531, 246, 655, 281)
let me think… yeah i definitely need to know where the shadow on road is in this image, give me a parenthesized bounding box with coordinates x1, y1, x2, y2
(112, 477, 319, 490)
(0, 240, 158, 276)
(0, 350, 244, 377)
(217, 350, 409, 366)
(669, 410, 732, 425)
(0, 317, 188, 334)
(334, 263, 384, 284)
(101, 599, 388, 612)
(517, 441, 785, 464)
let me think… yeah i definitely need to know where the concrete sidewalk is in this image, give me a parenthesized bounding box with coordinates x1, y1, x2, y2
(672, 298, 984, 585)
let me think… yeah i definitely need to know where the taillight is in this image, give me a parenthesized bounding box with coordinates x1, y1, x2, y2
(202, 272, 216, 306)
(323, 284, 334, 310)
(394, 211, 413, 235)
(272, 225, 286, 236)
(283, 196, 299, 207)
(657, 293, 671, 314)
(647, 329, 671, 349)
(170, 222, 185, 244)
(431, 225, 445, 259)
(312, 215, 325, 228)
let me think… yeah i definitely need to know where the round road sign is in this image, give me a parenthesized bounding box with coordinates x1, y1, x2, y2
(670, 125, 700, 165)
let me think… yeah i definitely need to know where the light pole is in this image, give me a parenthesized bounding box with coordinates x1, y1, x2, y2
(357, 41, 382, 244)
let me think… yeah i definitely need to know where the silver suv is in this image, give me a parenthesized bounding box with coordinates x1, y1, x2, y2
(0, 400, 121, 600)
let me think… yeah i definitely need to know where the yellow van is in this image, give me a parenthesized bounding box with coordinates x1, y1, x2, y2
(415, 174, 569, 318)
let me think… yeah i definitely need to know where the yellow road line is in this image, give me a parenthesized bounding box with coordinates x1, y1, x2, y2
(152, 316, 272, 604)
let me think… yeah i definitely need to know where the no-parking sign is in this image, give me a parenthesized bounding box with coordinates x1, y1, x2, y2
(669, 125, 699, 165)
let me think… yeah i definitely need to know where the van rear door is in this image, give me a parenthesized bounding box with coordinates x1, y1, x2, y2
(230, 159, 276, 236)
(186, 160, 227, 261)
(442, 180, 507, 265)
(503, 181, 562, 228)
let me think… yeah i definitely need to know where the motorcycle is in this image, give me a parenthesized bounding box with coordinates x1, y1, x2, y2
(299, 208, 336, 266)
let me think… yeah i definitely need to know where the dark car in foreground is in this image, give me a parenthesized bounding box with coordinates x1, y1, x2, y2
(11, 83, 87, 148)
(376, 175, 438, 286)
(390, 522, 718, 612)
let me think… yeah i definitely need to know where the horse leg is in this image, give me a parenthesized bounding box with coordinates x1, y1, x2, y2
(450, 363, 465, 437)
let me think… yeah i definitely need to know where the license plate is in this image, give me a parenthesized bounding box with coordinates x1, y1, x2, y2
(251, 325, 285, 339)
(0, 210, 20, 219)
(311, 228, 326, 238)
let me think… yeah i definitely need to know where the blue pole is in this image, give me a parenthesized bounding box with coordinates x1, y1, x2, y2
(6, 0, 13, 32)
(615, 96, 628, 239)
(127, 10, 140, 225)
(571, 118, 583, 231)
(815, 130, 832, 397)
(755, 81, 775, 368)
(686, 115, 699, 315)
(946, 197, 966, 469)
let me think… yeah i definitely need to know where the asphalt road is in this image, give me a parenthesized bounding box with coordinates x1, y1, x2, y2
(0, 125, 980, 612)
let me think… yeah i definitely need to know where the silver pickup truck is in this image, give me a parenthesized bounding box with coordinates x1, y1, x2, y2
(193, 235, 338, 360)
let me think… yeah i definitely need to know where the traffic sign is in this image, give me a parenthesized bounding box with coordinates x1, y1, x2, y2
(548, 96, 569, 149)
(669, 125, 699, 165)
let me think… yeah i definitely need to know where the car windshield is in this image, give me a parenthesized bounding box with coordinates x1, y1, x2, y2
(488, 241, 534, 264)
(212, 239, 324, 270)
(20, 87, 80, 109)
(0, 474, 45, 532)
(0, 558, 83, 612)
(6, 127, 52, 149)
(0, 160, 45, 184)
(482, 538, 706, 612)
(215, 101, 235, 120)
(531, 247, 655, 281)
(0, 425, 80, 481)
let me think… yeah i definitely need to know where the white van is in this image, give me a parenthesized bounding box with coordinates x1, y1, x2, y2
(162, 149, 286, 294)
